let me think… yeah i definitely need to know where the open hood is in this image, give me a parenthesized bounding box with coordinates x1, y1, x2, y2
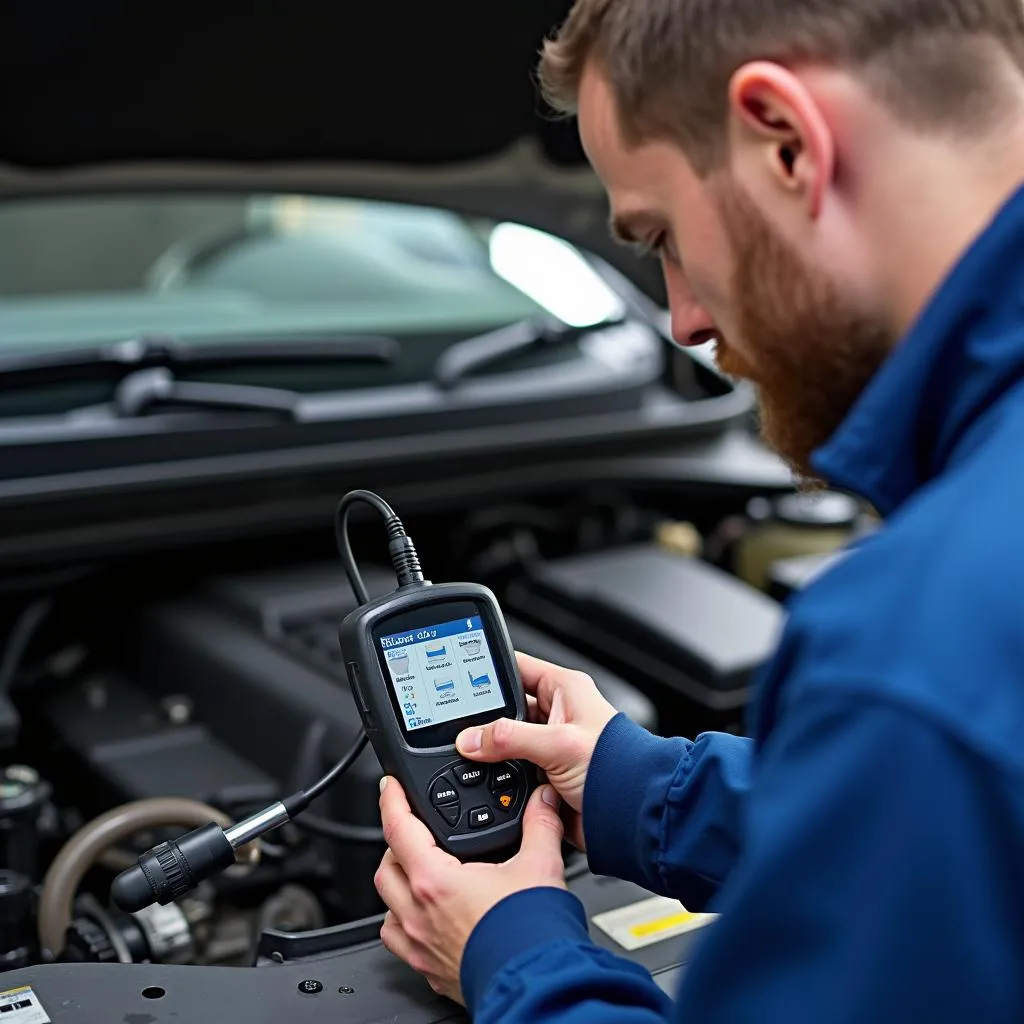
(0, 2, 664, 292)
(2, 2, 582, 170)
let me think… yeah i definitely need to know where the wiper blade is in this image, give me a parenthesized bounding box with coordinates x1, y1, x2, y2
(0, 333, 399, 391)
(113, 367, 299, 420)
(433, 316, 623, 390)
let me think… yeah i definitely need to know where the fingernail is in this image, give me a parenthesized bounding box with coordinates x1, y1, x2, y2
(379, 776, 388, 793)
(458, 729, 482, 753)
(541, 785, 559, 808)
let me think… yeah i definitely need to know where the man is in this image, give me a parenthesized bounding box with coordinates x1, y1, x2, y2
(373, 0, 1024, 1019)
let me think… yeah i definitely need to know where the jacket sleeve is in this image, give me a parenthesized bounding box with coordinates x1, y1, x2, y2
(583, 713, 753, 910)
(461, 888, 674, 1024)
(464, 691, 1018, 1024)
(671, 689, 1019, 1023)
(459, 714, 752, 1023)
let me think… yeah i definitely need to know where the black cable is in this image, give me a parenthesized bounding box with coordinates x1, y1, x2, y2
(334, 489, 395, 604)
(293, 812, 384, 844)
(333, 489, 425, 603)
(111, 492, 422, 912)
(283, 490, 425, 820)
(300, 731, 369, 806)
(287, 721, 384, 844)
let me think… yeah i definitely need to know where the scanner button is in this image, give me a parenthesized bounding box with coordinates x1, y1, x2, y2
(495, 789, 516, 812)
(455, 764, 485, 787)
(430, 778, 459, 807)
(489, 765, 517, 792)
(468, 806, 494, 830)
(436, 802, 461, 827)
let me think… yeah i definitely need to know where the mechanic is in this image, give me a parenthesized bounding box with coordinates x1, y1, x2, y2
(373, 0, 1024, 1020)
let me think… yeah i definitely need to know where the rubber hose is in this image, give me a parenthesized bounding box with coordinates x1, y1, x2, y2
(38, 797, 259, 957)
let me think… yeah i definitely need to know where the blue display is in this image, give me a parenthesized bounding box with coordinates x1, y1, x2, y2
(379, 616, 504, 731)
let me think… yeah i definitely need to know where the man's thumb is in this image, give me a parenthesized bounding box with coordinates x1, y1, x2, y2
(518, 785, 565, 858)
(456, 717, 557, 767)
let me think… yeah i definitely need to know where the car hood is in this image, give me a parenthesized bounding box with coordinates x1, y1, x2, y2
(0, 2, 663, 292)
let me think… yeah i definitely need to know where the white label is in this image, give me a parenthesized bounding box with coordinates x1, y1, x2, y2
(591, 896, 716, 951)
(0, 986, 50, 1024)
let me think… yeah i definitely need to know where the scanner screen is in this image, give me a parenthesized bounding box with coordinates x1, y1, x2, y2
(379, 615, 505, 732)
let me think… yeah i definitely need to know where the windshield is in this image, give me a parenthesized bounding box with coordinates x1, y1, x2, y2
(0, 193, 624, 353)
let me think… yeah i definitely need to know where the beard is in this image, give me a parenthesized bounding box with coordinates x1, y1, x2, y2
(710, 182, 894, 484)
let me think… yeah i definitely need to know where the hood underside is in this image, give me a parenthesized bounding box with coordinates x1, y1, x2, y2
(2, 2, 581, 170)
(0, 2, 670, 295)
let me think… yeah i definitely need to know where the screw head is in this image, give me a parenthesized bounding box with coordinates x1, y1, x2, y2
(298, 980, 323, 995)
(338, 986, 355, 995)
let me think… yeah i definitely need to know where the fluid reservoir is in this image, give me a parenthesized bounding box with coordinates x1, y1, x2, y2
(735, 491, 861, 591)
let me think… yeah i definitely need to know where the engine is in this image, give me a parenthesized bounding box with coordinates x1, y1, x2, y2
(0, 488, 862, 970)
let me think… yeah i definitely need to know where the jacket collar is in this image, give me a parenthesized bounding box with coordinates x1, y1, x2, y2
(811, 181, 1024, 516)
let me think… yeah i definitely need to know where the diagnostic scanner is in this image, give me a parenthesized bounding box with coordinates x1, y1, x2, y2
(110, 489, 533, 917)
(340, 581, 534, 860)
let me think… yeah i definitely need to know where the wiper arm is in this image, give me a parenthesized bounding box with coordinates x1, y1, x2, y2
(0, 333, 399, 391)
(432, 316, 623, 390)
(113, 367, 299, 419)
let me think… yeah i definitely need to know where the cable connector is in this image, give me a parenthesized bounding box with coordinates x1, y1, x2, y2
(111, 823, 234, 913)
(386, 517, 425, 589)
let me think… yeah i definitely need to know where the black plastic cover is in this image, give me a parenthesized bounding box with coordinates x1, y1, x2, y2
(508, 544, 783, 731)
(211, 561, 657, 731)
(0, 871, 707, 1023)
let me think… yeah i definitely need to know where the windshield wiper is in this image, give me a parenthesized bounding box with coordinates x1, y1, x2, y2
(432, 316, 623, 390)
(111, 367, 300, 419)
(0, 333, 399, 392)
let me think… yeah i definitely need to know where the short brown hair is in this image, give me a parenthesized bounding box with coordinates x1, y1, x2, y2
(540, 0, 1024, 173)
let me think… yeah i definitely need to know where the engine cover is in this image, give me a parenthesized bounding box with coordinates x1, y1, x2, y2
(35, 562, 654, 920)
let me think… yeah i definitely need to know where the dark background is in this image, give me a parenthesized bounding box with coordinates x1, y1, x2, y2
(1, 1, 583, 168)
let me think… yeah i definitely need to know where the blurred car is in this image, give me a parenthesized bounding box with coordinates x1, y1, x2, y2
(0, 5, 830, 1020)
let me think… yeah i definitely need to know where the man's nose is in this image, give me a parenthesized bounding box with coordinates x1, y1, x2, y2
(665, 271, 716, 347)
(668, 298, 717, 348)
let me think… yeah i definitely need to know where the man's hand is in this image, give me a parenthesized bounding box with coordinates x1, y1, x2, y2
(375, 774, 566, 1004)
(456, 652, 618, 849)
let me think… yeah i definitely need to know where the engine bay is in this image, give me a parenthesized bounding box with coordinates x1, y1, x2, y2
(0, 482, 863, 1017)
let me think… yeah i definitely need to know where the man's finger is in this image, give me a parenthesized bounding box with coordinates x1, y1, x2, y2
(514, 651, 561, 701)
(517, 784, 566, 860)
(380, 910, 417, 967)
(526, 693, 540, 724)
(562, 806, 586, 851)
(373, 849, 415, 922)
(456, 716, 566, 768)
(379, 776, 444, 869)
(514, 651, 589, 717)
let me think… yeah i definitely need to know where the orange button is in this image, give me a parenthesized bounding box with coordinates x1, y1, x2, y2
(499, 794, 512, 808)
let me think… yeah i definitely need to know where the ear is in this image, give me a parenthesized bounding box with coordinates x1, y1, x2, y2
(727, 61, 834, 220)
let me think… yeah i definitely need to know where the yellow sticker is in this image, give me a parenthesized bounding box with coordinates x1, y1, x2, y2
(629, 910, 702, 938)
(592, 896, 717, 951)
